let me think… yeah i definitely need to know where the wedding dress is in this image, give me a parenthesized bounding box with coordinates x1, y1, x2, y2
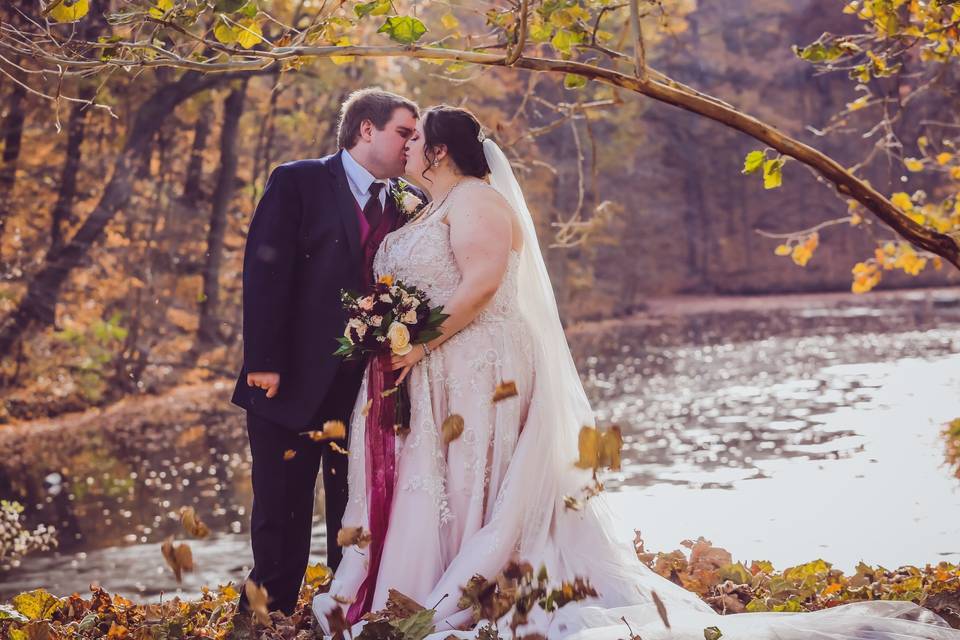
(313, 141, 960, 639)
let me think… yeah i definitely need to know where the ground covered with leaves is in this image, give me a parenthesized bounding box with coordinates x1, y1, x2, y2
(2, 534, 959, 640)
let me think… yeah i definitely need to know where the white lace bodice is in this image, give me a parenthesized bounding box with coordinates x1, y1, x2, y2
(373, 184, 523, 326)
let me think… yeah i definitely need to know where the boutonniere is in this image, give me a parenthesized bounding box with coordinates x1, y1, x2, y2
(391, 179, 425, 218)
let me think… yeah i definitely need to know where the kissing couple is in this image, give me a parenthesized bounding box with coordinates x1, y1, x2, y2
(231, 88, 960, 640)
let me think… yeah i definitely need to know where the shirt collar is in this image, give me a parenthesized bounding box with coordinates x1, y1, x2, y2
(341, 148, 389, 196)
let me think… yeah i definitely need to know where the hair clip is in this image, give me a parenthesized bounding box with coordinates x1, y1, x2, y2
(477, 130, 486, 143)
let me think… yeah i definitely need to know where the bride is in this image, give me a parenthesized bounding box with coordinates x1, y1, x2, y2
(313, 106, 959, 639)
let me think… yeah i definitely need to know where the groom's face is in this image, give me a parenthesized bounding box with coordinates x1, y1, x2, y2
(364, 107, 417, 178)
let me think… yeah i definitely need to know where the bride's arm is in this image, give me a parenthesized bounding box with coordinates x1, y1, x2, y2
(391, 188, 514, 381)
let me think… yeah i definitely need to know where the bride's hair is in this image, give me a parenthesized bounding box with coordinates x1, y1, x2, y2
(421, 105, 490, 180)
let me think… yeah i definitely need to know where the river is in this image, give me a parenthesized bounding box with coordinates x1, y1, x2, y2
(2, 288, 959, 601)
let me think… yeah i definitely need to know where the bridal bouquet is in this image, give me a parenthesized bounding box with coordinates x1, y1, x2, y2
(334, 274, 447, 360)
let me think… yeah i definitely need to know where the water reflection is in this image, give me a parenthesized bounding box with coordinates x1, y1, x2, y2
(3, 299, 960, 600)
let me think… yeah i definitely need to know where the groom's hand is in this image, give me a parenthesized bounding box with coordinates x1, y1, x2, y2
(247, 372, 280, 398)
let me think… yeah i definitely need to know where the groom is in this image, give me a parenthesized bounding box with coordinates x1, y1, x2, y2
(231, 88, 421, 615)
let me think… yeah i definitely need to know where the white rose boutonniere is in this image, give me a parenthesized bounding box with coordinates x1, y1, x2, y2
(391, 179, 425, 218)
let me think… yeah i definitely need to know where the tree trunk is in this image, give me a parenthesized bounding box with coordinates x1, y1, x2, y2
(0, 71, 250, 355)
(198, 78, 248, 345)
(182, 101, 212, 202)
(0, 79, 27, 249)
(49, 87, 94, 258)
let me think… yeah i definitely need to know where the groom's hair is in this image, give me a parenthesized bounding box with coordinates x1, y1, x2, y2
(337, 88, 419, 149)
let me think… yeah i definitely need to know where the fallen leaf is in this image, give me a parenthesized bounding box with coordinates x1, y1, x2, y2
(441, 414, 465, 445)
(330, 442, 349, 455)
(563, 495, 582, 511)
(492, 381, 518, 402)
(283, 449, 297, 461)
(160, 537, 194, 583)
(337, 526, 372, 549)
(382, 386, 399, 398)
(179, 507, 210, 539)
(244, 580, 271, 626)
(107, 622, 128, 639)
(305, 420, 346, 441)
(361, 398, 373, 417)
(385, 588, 426, 620)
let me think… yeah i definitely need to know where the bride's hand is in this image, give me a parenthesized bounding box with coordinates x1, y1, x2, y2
(391, 344, 426, 384)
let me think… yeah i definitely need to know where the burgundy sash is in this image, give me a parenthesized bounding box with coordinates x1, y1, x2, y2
(346, 187, 405, 622)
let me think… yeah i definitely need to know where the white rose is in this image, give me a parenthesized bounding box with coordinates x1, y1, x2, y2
(369, 315, 383, 327)
(359, 296, 374, 311)
(387, 321, 413, 355)
(401, 192, 423, 214)
(379, 294, 392, 303)
(401, 309, 418, 324)
(346, 318, 366, 341)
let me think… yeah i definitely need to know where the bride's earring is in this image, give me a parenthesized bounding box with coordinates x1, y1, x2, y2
(432, 159, 440, 168)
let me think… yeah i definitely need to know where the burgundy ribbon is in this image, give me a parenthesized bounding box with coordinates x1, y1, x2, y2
(347, 352, 398, 623)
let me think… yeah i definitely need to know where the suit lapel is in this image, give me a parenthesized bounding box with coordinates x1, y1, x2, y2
(328, 150, 362, 263)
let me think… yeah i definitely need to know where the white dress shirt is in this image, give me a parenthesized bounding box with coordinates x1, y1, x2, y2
(341, 148, 389, 210)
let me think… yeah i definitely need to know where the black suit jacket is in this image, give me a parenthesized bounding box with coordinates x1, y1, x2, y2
(231, 151, 422, 431)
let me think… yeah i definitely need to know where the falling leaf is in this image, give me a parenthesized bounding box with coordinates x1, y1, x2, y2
(381, 386, 400, 398)
(599, 426, 623, 471)
(179, 507, 210, 539)
(575, 426, 600, 470)
(441, 414, 465, 445)
(244, 580, 271, 626)
(330, 442, 349, 455)
(283, 449, 297, 461)
(325, 606, 351, 638)
(160, 537, 194, 583)
(492, 381, 518, 403)
(651, 590, 670, 628)
(305, 563, 333, 588)
(563, 495, 582, 511)
(305, 420, 346, 441)
(337, 526, 372, 549)
(361, 398, 373, 417)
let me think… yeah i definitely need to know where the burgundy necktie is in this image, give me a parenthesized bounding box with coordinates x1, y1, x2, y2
(364, 182, 385, 230)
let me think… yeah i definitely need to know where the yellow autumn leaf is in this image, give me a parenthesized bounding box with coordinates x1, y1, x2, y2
(331, 37, 354, 65)
(305, 563, 333, 588)
(213, 21, 238, 45)
(890, 191, 913, 211)
(149, 0, 174, 19)
(49, 0, 89, 23)
(235, 19, 263, 49)
(936, 152, 954, 166)
(903, 157, 924, 172)
(850, 212, 863, 225)
(846, 95, 870, 111)
(774, 244, 792, 256)
(441, 12, 460, 30)
(908, 211, 925, 225)
(950, 166, 960, 180)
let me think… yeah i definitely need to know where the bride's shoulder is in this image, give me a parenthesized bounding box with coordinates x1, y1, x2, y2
(448, 179, 513, 218)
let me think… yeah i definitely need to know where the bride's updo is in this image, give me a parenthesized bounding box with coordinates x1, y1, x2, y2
(422, 105, 491, 179)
